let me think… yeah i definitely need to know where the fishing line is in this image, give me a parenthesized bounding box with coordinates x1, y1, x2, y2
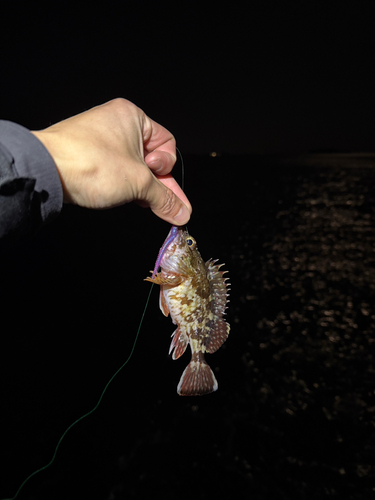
(2, 148, 185, 500)
(176, 146, 185, 192)
(176, 146, 187, 231)
(2, 285, 154, 500)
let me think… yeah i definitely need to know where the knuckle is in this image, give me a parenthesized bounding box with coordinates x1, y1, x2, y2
(158, 186, 176, 215)
(106, 98, 135, 116)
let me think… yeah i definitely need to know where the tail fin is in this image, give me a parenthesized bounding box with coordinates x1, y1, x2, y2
(177, 353, 218, 396)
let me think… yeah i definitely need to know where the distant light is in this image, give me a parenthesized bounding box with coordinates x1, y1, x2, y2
(210, 151, 217, 157)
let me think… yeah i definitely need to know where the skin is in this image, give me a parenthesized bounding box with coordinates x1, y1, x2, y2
(31, 98, 192, 225)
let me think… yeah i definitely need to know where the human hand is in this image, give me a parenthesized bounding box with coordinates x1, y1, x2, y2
(31, 98, 191, 225)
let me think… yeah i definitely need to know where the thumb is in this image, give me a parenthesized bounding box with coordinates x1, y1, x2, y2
(147, 177, 191, 225)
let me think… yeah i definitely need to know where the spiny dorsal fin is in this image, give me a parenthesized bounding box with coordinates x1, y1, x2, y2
(204, 259, 231, 353)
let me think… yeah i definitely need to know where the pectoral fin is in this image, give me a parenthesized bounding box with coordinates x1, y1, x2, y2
(144, 272, 184, 286)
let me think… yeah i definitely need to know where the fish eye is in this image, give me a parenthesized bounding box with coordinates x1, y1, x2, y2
(186, 236, 197, 250)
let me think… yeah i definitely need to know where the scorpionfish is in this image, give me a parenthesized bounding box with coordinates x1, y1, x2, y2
(145, 225, 230, 396)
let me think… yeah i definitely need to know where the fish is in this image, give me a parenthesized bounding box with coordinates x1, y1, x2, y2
(144, 225, 230, 396)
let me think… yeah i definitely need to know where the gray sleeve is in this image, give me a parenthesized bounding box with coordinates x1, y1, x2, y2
(0, 120, 63, 246)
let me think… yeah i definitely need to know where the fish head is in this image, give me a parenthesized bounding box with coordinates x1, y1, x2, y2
(156, 225, 202, 276)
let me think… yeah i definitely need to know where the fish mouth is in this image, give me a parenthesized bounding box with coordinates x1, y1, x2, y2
(151, 225, 186, 277)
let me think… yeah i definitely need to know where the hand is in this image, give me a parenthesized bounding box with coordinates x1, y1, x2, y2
(31, 98, 192, 225)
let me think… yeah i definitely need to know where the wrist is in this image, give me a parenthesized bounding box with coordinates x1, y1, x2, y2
(31, 130, 71, 203)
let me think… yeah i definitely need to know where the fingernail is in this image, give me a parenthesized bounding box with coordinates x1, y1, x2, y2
(174, 205, 190, 224)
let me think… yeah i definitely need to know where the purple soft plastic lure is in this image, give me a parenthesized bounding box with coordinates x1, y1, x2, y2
(151, 225, 179, 278)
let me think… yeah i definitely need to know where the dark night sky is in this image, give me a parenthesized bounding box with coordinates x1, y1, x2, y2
(1, 5, 375, 499)
(1, 2, 374, 155)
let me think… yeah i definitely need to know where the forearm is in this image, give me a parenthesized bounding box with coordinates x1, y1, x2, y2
(0, 120, 63, 247)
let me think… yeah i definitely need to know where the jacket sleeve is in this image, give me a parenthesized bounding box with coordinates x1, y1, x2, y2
(0, 120, 63, 247)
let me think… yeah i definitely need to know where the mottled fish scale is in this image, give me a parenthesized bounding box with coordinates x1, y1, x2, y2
(145, 225, 230, 396)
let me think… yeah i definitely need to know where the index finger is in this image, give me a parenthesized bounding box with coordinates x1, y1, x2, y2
(143, 116, 176, 157)
(143, 116, 177, 175)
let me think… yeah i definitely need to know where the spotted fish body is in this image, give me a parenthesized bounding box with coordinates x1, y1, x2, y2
(145, 225, 230, 396)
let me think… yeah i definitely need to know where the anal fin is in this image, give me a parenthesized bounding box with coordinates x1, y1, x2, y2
(169, 327, 188, 360)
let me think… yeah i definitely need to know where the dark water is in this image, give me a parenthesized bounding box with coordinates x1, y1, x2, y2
(0, 156, 374, 499)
